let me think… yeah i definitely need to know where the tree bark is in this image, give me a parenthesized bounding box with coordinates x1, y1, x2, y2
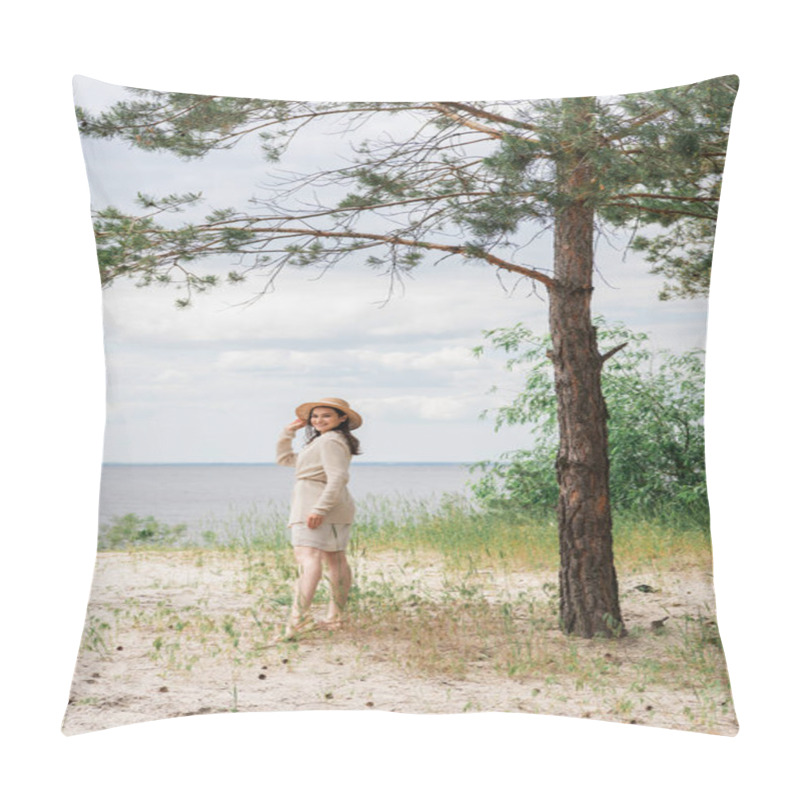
(548, 98, 624, 638)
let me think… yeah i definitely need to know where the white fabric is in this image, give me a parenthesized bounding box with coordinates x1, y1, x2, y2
(276, 428, 356, 524)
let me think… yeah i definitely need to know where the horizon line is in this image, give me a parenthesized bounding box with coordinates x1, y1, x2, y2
(102, 461, 477, 467)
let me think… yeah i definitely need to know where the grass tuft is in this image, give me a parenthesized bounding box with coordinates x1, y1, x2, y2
(78, 495, 734, 733)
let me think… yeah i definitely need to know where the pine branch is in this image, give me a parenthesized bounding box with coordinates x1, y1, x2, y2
(430, 103, 511, 139)
(604, 203, 718, 221)
(600, 342, 628, 363)
(243, 226, 555, 288)
(437, 102, 542, 134)
(609, 193, 719, 204)
(608, 106, 672, 141)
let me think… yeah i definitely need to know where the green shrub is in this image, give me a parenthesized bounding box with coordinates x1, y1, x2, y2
(471, 319, 709, 524)
(98, 513, 191, 550)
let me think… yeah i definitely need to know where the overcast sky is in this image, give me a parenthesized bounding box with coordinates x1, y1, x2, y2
(74, 75, 712, 464)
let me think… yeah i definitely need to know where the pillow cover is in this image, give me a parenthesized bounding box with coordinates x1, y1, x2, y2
(63, 74, 739, 736)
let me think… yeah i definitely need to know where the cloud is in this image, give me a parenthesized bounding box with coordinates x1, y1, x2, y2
(215, 345, 480, 375)
(216, 349, 330, 371)
(101, 259, 552, 348)
(358, 394, 480, 422)
(364, 347, 476, 371)
(82, 76, 712, 464)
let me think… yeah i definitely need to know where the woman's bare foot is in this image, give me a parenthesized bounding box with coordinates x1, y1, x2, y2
(269, 613, 316, 644)
(317, 617, 344, 631)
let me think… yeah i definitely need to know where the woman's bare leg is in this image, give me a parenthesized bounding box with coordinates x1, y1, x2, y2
(322, 550, 351, 626)
(288, 546, 324, 632)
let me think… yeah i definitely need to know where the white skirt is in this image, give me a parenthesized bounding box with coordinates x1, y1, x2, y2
(289, 522, 352, 552)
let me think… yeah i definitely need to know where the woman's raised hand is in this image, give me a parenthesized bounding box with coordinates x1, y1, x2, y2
(286, 418, 306, 432)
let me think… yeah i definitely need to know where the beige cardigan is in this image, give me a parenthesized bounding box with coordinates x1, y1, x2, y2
(276, 428, 356, 525)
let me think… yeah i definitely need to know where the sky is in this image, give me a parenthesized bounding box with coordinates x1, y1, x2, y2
(75, 75, 712, 464)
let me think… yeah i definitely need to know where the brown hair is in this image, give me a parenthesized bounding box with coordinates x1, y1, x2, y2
(303, 407, 362, 455)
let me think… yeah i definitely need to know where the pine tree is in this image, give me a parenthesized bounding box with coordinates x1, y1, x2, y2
(78, 76, 738, 637)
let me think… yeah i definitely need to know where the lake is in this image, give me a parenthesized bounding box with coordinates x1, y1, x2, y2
(99, 462, 475, 538)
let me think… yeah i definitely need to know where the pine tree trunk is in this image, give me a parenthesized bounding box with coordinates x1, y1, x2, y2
(548, 98, 624, 638)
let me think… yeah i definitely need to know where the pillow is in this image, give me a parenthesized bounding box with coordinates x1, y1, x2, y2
(63, 74, 739, 736)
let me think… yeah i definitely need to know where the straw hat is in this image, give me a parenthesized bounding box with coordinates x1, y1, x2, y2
(295, 397, 363, 430)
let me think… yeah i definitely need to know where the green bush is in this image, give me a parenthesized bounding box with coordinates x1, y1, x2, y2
(471, 320, 709, 523)
(98, 513, 190, 550)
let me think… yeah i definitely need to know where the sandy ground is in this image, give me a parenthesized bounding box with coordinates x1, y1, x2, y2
(62, 550, 737, 736)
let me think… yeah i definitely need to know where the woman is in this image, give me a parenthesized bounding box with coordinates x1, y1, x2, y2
(275, 397, 362, 639)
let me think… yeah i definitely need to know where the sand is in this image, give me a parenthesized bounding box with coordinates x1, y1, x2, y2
(62, 549, 737, 736)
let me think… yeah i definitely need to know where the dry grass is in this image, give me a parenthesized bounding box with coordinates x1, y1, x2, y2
(64, 534, 737, 736)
